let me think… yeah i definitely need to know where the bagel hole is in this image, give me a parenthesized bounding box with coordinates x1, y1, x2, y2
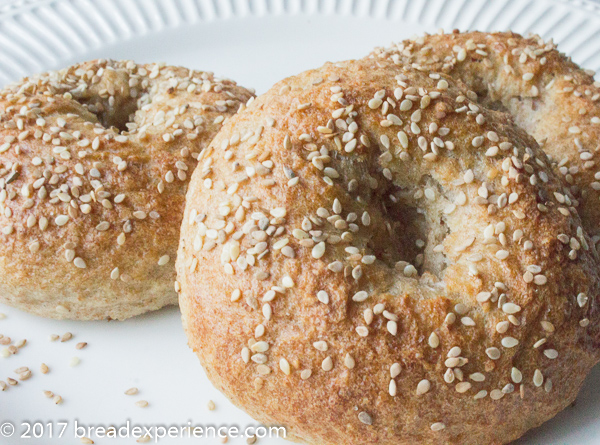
(79, 97, 140, 133)
(375, 185, 449, 280)
(483, 99, 509, 114)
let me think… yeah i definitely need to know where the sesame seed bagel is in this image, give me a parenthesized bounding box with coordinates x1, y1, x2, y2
(0, 59, 253, 320)
(177, 58, 600, 444)
(370, 30, 600, 247)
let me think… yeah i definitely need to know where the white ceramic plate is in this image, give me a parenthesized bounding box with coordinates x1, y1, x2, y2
(2, 0, 600, 444)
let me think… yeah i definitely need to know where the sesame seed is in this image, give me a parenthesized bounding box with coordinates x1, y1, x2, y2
(73, 258, 87, 269)
(400, 99, 413, 111)
(262, 304, 272, 320)
(368, 98, 383, 109)
(251, 341, 269, 353)
(428, 332, 440, 348)
(416, 379, 431, 395)
(18, 370, 32, 381)
(470, 373, 485, 382)
(279, 358, 291, 375)
(316, 290, 329, 304)
(448, 346, 462, 357)
(476, 292, 491, 303)
(358, 412, 373, 425)
(486, 347, 501, 360)
(355, 326, 369, 337)
(496, 321, 509, 334)
(502, 303, 521, 314)
(387, 321, 398, 335)
(311, 242, 326, 259)
(313, 341, 328, 351)
(456, 382, 472, 393)
(544, 349, 559, 359)
(389, 379, 397, 396)
(495, 250, 509, 260)
(501, 337, 519, 348)
(125, 387, 138, 396)
(55, 215, 69, 226)
(352, 291, 369, 302)
(282, 276, 294, 288)
(522, 72, 534, 81)
(541, 321, 555, 332)
(490, 389, 504, 400)
(461, 317, 475, 326)
(300, 369, 312, 380)
(344, 353, 355, 369)
(474, 390, 487, 400)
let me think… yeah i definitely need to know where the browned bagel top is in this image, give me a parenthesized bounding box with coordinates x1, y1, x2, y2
(177, 57, 600, 445)
(370, 30, 600, 244)
(0, 59, 253, 320)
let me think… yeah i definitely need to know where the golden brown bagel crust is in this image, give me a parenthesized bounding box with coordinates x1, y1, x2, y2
(0, 60, 253, 320)
(370, 31, 600, 245)
(177, 58, 600, 444)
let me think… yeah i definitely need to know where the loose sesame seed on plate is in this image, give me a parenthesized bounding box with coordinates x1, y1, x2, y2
(125, 387, 139, 396)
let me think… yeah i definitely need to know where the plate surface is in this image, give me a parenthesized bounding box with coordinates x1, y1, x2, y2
(2, 0, 600, 444)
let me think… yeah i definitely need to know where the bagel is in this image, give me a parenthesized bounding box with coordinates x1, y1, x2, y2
(176, 58, 600, 444)
(0, 60, 253, 320)
(370, 30, 600, 245)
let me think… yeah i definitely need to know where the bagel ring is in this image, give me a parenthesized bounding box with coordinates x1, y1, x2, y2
(0, 59, 253, 320)
(370, 31, 600, 246)
(177, 58, 600, 444)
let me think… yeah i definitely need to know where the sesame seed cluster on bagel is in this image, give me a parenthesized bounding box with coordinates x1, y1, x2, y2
(371, 30, 600, 249)
(176, 56, 600, 444)
(0, 59, 253, 320)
